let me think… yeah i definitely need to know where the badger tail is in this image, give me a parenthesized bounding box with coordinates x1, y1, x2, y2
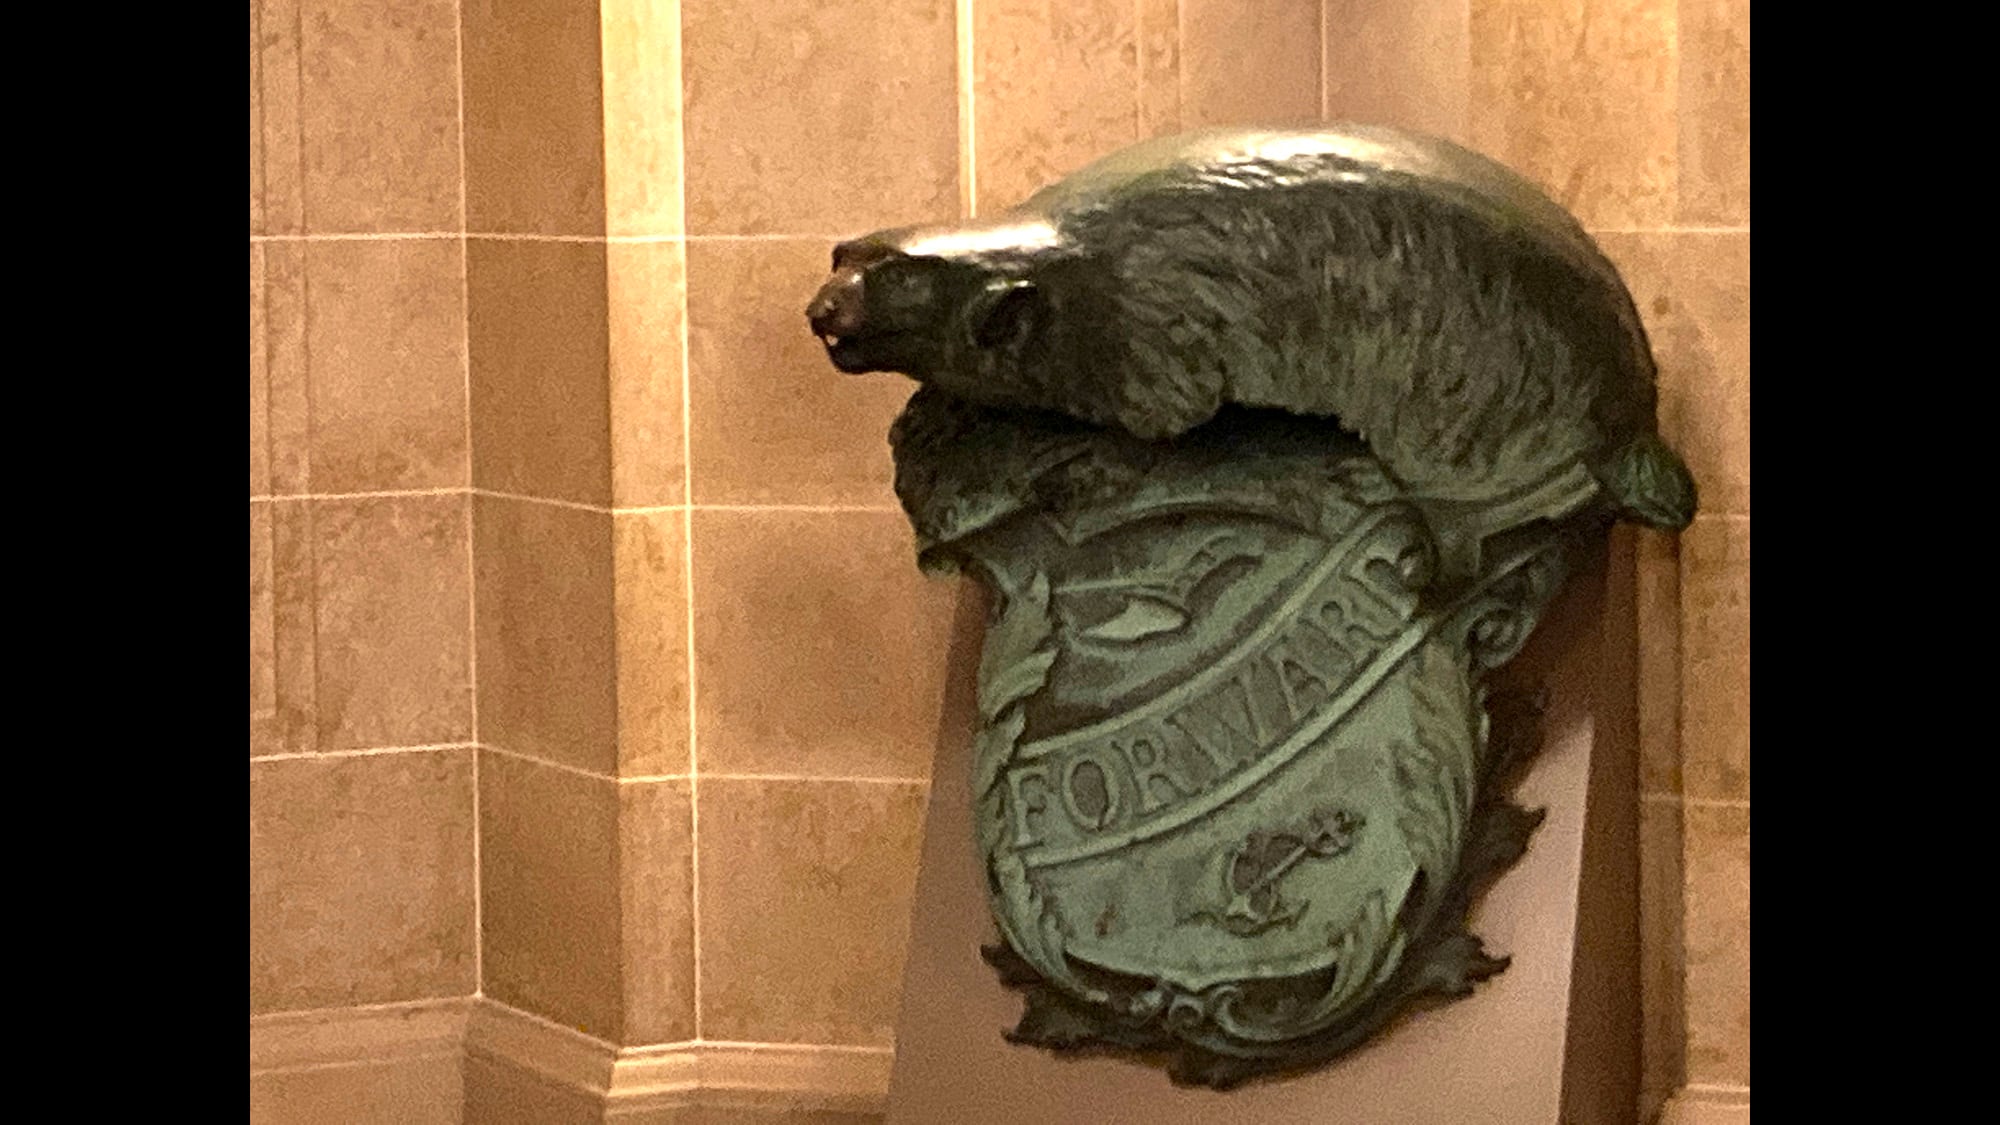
(1601, 434, 1697, 531)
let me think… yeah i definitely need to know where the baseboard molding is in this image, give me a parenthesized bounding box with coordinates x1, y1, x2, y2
(251, 1001, 471, 1125)
(460, 996, 633, 1098)
(1658, 1084, 1751, 1124)
(463, 1000, 891, 1114)
(251, 997, 892, 1119)
(251, 998, 472, 1073)
(684, 1040, 894, 1114)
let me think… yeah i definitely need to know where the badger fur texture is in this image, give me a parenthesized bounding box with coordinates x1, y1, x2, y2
(807, 125, 1696, 544)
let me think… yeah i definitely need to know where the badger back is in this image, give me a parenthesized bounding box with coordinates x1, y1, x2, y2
(1011, 126, 1659, 497)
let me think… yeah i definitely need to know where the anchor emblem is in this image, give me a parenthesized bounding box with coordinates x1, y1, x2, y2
(1187, 808, 1364, 937)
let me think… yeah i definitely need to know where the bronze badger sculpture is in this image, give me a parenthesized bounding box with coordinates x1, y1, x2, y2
(807, 126, 1695, 575)
(806, 128, 1695, 1087)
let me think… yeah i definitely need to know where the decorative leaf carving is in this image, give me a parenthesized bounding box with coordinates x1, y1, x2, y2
(976, 571, 1058, 725)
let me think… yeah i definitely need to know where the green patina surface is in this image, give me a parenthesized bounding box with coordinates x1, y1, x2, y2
(805, 125, 1694, 1088)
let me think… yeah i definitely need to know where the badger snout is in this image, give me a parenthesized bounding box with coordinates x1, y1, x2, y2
(806, 238, 955, 378)
(807, 270, 879, 375)
(806, 272, 867, 344)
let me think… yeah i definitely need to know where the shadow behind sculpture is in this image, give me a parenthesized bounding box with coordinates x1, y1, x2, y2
(806, 125, 1694, 1088)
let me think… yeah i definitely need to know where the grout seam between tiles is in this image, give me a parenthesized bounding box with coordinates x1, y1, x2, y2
(251, 490, 904, 517)
(251, 743, 476, 763)
(675, 17, 705, 1041)
(249, 232, 880, 243)
(1640, 792, 1750, 809)
(451, 0, 483, 999)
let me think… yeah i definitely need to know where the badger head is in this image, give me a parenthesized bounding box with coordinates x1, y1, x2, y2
(804, 219, 1066, 409)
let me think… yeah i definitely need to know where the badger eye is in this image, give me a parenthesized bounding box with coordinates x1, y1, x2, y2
(878, 260, 937, 313)
(903, 275, 934, 303)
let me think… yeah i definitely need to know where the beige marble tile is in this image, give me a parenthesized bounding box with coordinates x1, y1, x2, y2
(621, 780, 697, 1044)
(1680, 517, 1748, 801)
(1180, 0, 1322, 128)
(462, 0, 607, 235)
(251, 244, 270, 496)
(1469, 0, 1677, 229)
(1635, 527, 1682, 794)
(1678, 0, 1749, 225)
(690, 510, 960, 780)
(1638, 798, 1687, 1119)
(615, 510, 691, 778)
(1323, 0, 1471, 143)
(1596, 231, 1751, 518)
(250, 749, 476, 1012)
(250, 0, 265, 234)
(474, 494, 617, 775)
(1682, 801, 1749, 1087)
(603, 0, 685, 237)
(1664, 232, 1751, 518)
(480, 749, 623, 1038)
(253, 0, 305, 234)
(297, 0, 463, 232)
(252, 500, 320, 757)
(1136, 0, 1181, 141)
(681, 0, 958, 234)
(305, 239, 469, 493)
(262, 240, 311, 496)
(685, 240, 912, 506)
(467, 239, 613, 506)
(971, 0, 1142, 213)
(697, 778, 927, 1045)
(608, 240, 688, 509)
(313, 494, 473, 750)
(251, 503, 277, 733)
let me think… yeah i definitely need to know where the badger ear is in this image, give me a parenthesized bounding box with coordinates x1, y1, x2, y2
(969, 279, 1042, 350)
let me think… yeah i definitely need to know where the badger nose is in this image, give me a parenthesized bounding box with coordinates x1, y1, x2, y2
(806, 276, 865, 339)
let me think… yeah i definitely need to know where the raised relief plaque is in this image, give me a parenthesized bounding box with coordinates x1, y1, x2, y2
(807, 127, 1693, 1088)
